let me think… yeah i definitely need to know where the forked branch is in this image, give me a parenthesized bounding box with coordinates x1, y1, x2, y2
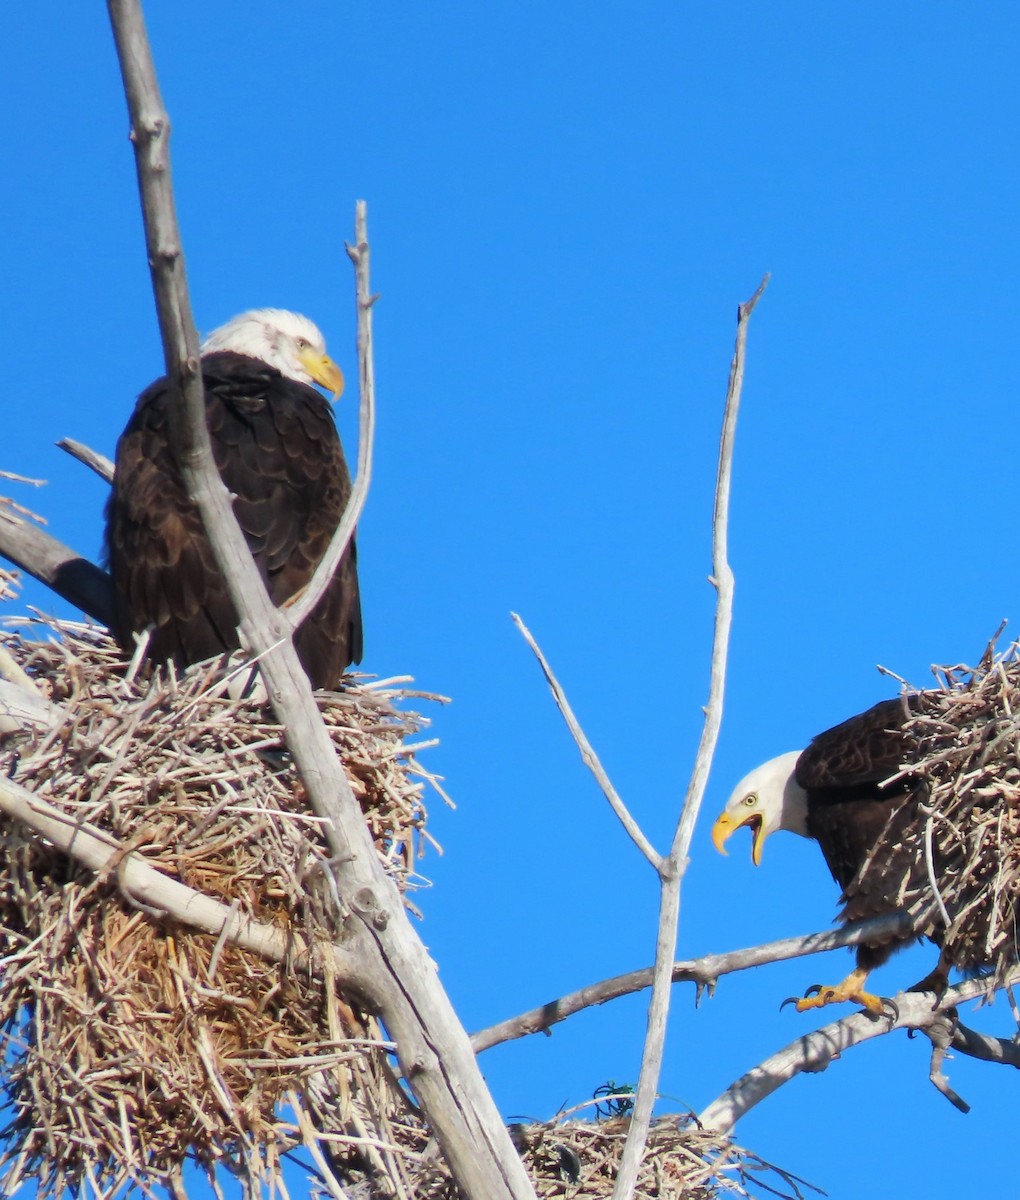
(516, 280, 768, 1200)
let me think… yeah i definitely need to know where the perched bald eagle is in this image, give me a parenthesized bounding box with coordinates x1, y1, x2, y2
(105, 309, 362, 690)
(712, 695, 952, 1014)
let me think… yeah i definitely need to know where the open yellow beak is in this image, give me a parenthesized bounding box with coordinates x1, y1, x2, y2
(711, 811, 767, 866)
(300, 349, 344, 400)
(711, 812, 736, 856)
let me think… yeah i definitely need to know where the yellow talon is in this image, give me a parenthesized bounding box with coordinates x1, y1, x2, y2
(788, 967, 888, 1015)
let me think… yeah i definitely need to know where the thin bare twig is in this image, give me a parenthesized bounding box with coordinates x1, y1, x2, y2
(56, 439, 115, 484)
(511, 613, 659, 867)
(284, 203, 375, 632)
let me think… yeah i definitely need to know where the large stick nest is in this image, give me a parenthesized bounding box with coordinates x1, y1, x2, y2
(851, 639, 1020, 980)
(0, 606, 447, 1199)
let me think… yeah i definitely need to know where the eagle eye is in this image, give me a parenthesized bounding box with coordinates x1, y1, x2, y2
(742, 793, 757, 807)
(295, 337, 310, 350)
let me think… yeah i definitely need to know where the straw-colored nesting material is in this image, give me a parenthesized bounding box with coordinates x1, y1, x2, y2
(402, 1115, 816, 1200)
(843, 643, 1020, 985)
(0, 610, 448, 1199)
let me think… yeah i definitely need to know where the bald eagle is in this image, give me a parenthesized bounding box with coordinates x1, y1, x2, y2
(105, 309, 362, 690)
(712, 695, 953, 1014)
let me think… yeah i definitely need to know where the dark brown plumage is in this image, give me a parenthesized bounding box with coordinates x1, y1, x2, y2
(796, 698, 925, 977)
(105, 327, 362, 690)
(713, 696, 948, 1011)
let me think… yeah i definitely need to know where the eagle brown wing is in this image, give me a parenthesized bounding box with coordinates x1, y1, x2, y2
(796, 697, 925, 944)
(105, 351, 362, 688)
(796, 697, 919, 791)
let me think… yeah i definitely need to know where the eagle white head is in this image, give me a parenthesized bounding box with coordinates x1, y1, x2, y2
(711, 751, 810, 865)
(201, 308, 344, 397)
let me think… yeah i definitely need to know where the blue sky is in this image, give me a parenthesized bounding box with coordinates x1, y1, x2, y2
(3, 4, 1020, 1197)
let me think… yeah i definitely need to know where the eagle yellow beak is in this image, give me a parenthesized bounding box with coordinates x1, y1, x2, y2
(711, 810, 767, 866)
(301, 349, 345, 400)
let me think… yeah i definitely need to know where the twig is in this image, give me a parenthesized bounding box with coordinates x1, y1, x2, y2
(56, 439, 115, 484)
(284, 203, 375, 632)
(470, 912, 913, 1052)
(0, 470, 44, 488)
(699, 966, 1020, 1132)
(612, 276, 768, 1200)
(920, 806, 952, 927)
(286, 1092, 351, 1200)
(511, 612, 659, 868)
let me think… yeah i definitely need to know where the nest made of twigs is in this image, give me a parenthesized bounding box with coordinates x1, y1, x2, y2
(0, 608, 451, 1200)
(854, 639, 1020, 981)
(498, 1114, 818, 1200)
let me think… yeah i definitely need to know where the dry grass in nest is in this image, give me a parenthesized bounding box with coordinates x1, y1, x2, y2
(853, 638, 1020, 982)
(0, 607, 448, 1200)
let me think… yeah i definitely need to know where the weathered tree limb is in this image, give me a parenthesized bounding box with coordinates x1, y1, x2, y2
(0, 511, 115, 628)
(950, 1015, 1020, 1067)
(104, 5, 536, 1197)
(57, 438, 115, 484)
(470, 912, 914, 1052)
(698, 966, 1020, 1132)
(284, 209, 375, 632)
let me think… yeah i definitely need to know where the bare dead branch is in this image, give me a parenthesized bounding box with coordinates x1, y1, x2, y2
(950, 1016, 1020, 1067)
(613, 276, 769, 1200)
(0, 513, 115, 628)
(0, 470, 44, 488)
(56, 439, 115, 484)
(699, 966, 1020, 1133)
(920, 1009, 971, 1113)
(511, 612, 659, 867)
(105, 6, 537, 1196)
(284, 203, 375, 632)
(470, 912, 914, 1052)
